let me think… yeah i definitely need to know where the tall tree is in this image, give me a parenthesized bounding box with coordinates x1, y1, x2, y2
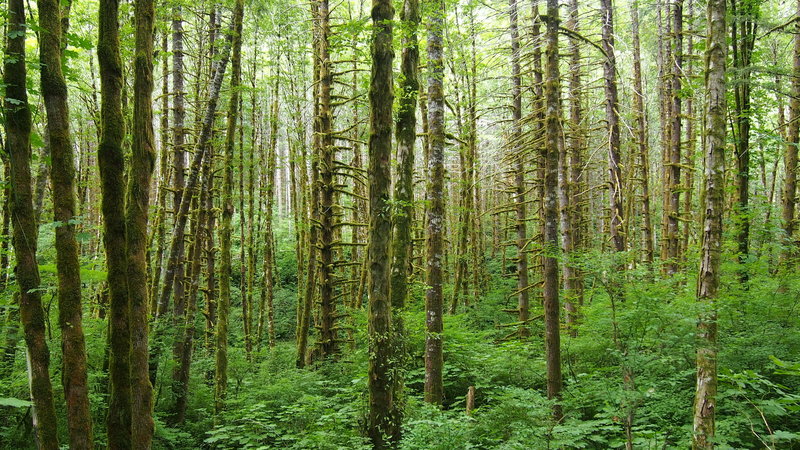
(37, 0, 93, 445)
(662, 0, 683, 275)
(731, 0, 759, 281)
(388, 0, 419, 433)
(543, 0, 562, 419)
(97, 0, 131, 445)
(631, 0, 654, 266)
(367, 0, 396, 445)
(156, 5, 187, 317)
(390, 0, 419, 323)
(424, 0, 445, 406)
(128, 0, 157, 444)
(4, 0, 60, 445)
(216, 0, 244, 415)
(783, 0, 800, 262)
(693, 0, 726, 445)
(509, 0, 529, 338)
(600, 0, 625, 254)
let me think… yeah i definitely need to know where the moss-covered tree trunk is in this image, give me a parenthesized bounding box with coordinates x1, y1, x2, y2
(631, 0, 654, 266)
(783, 0, 800, 263)
(390, 0, 418, 327)
(258, 79, 279, 350)
(37, 0, 93, 445)
(600, 0, 625, 254)
(156, 6, 187, 318)
(128, 0, 157, 444)
(97, 0, 131, 446)
(367, 0, 396, 445)
(543, 0, 562, 420)
(693, 0, 726, 445)
(509, 0, 529, 338)
(216, 0, 244, 415)
(4, 0, 60, 445)
(731, 0, 758, 282)
(424, 0, 445, 406)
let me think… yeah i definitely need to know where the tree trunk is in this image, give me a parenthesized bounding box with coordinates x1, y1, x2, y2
(631, 0, 655, 266)
(693, 0, 726, 445)
(783, 0, 800, 263)
(367, 0, 396, 444)
(216, 0, 244, 416)
(4, 0, 60, 445)
(509, 0, 529, 338)
(424, 0, 445, 405)
(731, 0, 758, 282)
(97, 0, 132, 445)
(543, 0, 562, 420)
(128, 0, 157, 444)
(600, 0, 625, 253)
(258, 80, 279, 350)
(663, 0, 683, 275)
(37, 0, 93, 445)
(316, 0, 338, 360)
(157, 6, 187, 318)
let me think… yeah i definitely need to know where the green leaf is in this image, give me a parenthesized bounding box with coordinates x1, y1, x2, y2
(0, 397, 32, 408)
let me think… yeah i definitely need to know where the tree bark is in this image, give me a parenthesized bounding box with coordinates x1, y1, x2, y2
(367, 0, 396, 444)
(783, 0, 800, 263)
(543, 0, 562, 419)
(693, 0, 726, 445)
(97, 0, 131, 446)
(128, 0, 157, 444)
(731, 0, 758, 282)
(600, 0, 625, 253)
(510, 0, 529, 338)
(631, 0, 654, 266)
(216, 0, 243, 416)
(37, 0, 93, 445)
(424, 0, 445, 406)
(4, 0, 60, 445)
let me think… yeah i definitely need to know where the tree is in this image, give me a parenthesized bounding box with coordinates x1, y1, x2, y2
(631, 0, 654, 266)
(509, 0, 529, 338)
(216, 0, 245, 416)
(783, 0, 800, 263)
(37, 0, 93, 445)
(543, 0, 562, 419)
(424, 0, 445, 405)
(600, 0, 625, 254)
(4, 0, 60, 445)
(367, 0, 396, 444)
(731, 0, 759, 282)
(97, 0, 131, 445)
(693, 0, 726, 445)
(128, 0, 157, 444)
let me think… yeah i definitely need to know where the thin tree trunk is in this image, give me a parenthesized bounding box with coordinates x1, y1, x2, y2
(731, 0, 758, 282)
(663, 0, 683, 275)
(631, 0, 654, 266)
(258, 79, 279, 350)
(157, 6, 187, 318)
(128, 0, 157, 443)
(316, 0, 338, 360)
(37, 0, 93, 445)
(693, 0, 726, 445)
(510, 0, 529, 338)
(216, 0, 244, 416)
(600, 0, 625, 253)
(367, 0, 396, 444)
(4, 0, 59, 444)
(543, 0, 562, 420)
(424, 0, 445, 406)
(97, 0, 131, 445)
(783, 0, 800, 263)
